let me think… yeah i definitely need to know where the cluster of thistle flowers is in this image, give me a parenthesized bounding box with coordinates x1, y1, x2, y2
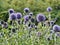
(0, 7, 60, 40)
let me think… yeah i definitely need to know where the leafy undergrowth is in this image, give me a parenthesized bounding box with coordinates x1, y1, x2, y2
(0, 7, 60, 45)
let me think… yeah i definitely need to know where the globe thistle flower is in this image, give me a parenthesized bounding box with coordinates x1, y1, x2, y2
(50, 21, 54, 25)
(29, 12, 33, 16)
(2, 22, 8, 29)
(29, 15, 31, 19)
(36, 13, 46, 22)
(47, 7, 52, 12)
(8, 9, 14, 14)
(50, 21, 54, 26)
(30, 18, 35, 23)
(24, 8, 30, 13)
(9, 13, 16, 20)
(53, 25, 60, 32)
(24, 15, 29, 21)
(16, 12, 22, 19)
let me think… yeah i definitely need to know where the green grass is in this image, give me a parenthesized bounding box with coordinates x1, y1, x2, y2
(0, 0, 60, 24)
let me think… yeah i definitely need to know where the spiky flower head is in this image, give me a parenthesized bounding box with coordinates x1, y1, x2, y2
(36, 13, 46, 22)
(47, 7, 52, 12)
(24, 15, 29, 21)
(31, 18, 35, 23)
(9, 13, 16, 20)
(24, 8, 30, 13)
(8, 9, 14, 14)
(2, 22, 8, 29)
(29, 12, 33, 16)
(53, 25, 60, 32)
(16, 12, 22, 19)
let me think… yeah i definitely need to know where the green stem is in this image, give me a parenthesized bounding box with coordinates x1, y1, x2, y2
(48, 12, 51, 21)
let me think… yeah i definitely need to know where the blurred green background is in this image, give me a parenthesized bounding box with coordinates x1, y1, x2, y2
(0, 0, 60, 25)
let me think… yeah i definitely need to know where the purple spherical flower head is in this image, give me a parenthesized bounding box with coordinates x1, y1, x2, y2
(47, 7, 52, 12)
(8, 9, 14, 14)
(36, 13, 46, 22)
(29, 12, 33, 16)
(50, 21, 54, 25)
(16, 12, 22, 19)
(9, 13, 16, 20)
(50, 21, 54, 26)
(31, 18, 35, 23)
(2, 22, 8, 29)
(24, 15, 29, 21)
(53, 25, 60, 32)
(24, 8, 30, 13)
